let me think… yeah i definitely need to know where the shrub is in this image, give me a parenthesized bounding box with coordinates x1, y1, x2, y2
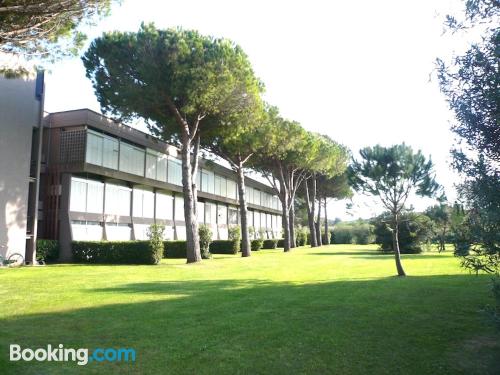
(251, 239, 263, 251)
(262, 239, 278, 249)
(295, 226, 308, 246)
(36, 239, 59, 262)
(199, 224, 213, 259)
(73, 241, 161, 264)
(147, 224, 165, 264)
(332, 225, 353, 244)
(352, 223, 375, 245)
(372, 212, 433, 254)
(210, 240, 240, 254)
(164, 241, 187, 258)
(228, 226, 241, 253)
(277, 238, 285, 248)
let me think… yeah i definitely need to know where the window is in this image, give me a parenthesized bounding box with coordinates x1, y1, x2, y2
(146, 149, 168, 182)
(86, 131, 103, 166)
(205, 202, 217, 225)
(253, 189, 261, 206)
(266, 213, 272, 228)
(217, 204, 227, 225)
(220, 177, 227, 197)
(133, 187, 154, 218)
(70, 177, 103, 214)
(261, 212, 267, 228)
(214, 175, 222, 196)
(201, 171, 209, 192)
(103, 136, 119, 169)
(119, 142, 145, 176)
(86, 130, 119, 170)
(204, 169, 215, 194)
(168, 157, 182, 185)
(105, 183, 131, 216)
(197, 201, 205, 223)
(227, 180, 237, 200)
(106, 222, 132, 241)
(86, 180, 104, 214)
(156, 191, 173, 220)
(174, 195, 184, 221)
(70, 178, 87, 212)
(228, 207, 238, 225)
(248, 210, 254, 227)
(71, 220, 103, 241)
(247, 187, 254, 204)
(134, 224, 151, 240)
(145, 151, 157, 180)
(254, 210, 261, 229)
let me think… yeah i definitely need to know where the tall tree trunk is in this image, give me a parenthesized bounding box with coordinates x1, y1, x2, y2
(324, 197, 329, 245)
(289, 199, 296, 248)
(278, 177, 291, 252)
(191, 133, 200, 216)
(304, 178, 317, 247)
(316, 195, 322, 246)
(181, 136, 201, 263)
(392, 212, 406, 276)
(236, 162, 251, 257)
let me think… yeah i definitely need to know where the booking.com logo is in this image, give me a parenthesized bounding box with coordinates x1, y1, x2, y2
(10, 344, 136, 366)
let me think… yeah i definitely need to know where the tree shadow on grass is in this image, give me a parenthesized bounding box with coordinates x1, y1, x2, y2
(0, 275, 498, 375)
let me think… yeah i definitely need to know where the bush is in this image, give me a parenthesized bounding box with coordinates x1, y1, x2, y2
(199, 224, 213, 259)
(332, 226, 353, 244)
(147, 224, 165, 264)
(210, 240, 239, 255)
(295, 226, 308, 246)
(262, 239, 278, 249)
(277, 238, 285, 248)
(36, 239, 59, 262)
(372, 212, 433, 254)
(228, 226, 241, 254)
(251, 239, 263, 251)
(73, 241, 161, 264)
(164, 241, 187, 258)
(352, 223, 375, 245)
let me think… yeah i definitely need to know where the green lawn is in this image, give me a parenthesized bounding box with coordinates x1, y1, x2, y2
(1, 245, 499, 374)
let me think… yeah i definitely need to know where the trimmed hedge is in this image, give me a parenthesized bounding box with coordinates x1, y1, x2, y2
(251, 239, 263, 251)
(262, 239, 278, 249)
(164, 241, 187, 258)
(36, 239, 59, 262)
(277, 239, 285, 248)
(210, 240, 239, 255)
(72, 241, 162, 264)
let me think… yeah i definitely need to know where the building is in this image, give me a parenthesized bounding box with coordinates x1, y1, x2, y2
(0, 72, 45, 263)
(38, 109, 282, 260)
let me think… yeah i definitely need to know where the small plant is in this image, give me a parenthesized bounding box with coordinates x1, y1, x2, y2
(198, 224, 213, 259)
(249, 226, 256, 240)
(295, 226, 308, 246)
(228, 226, 241, 254)
(147, 224, 165, 264)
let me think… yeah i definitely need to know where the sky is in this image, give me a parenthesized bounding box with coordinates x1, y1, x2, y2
(43, 0, 470, 221)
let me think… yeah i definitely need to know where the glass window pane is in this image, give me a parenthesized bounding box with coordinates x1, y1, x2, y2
(86, 180, 104, 214)
(217, 204, 227, 225)
(102, 135, 118, 169)
(119, 142, 145, 176)
(156, 191, 173, 220)
(86, 131, 103, 166)
(143, 189, 155, 218)
(168, 158, 182, 185)
(174, 195, 184, 221)
(227, 180, 237, 200)
(157, 154, 168, 182)
(220, 177, 227, 197)
(214, 175, 221, 196)
(205, 169, 214, 194)
(70, 178, 87, 212)
(197, 201, 205, 223)
(105, 183, 131, 216)
(145, 152, 157, 179)
(132, 188, 143, 217)
(228, 207, 238, 225)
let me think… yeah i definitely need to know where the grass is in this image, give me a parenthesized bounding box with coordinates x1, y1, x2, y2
(1, 244, 499, 374)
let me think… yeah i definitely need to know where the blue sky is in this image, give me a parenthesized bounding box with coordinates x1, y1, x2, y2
(43, 0, 469, 220)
